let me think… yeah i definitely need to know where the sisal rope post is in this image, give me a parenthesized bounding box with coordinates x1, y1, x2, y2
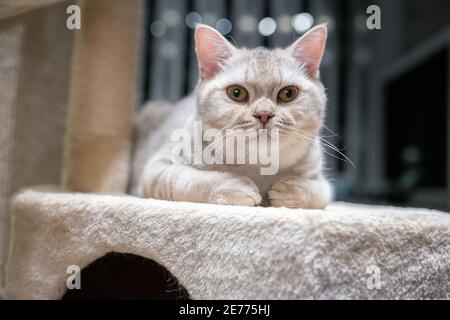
(62, 0, 143, 193)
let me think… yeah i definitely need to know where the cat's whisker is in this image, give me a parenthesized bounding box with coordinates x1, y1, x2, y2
(298, 129, 350, 154)
(319, 133, 340, 139)
(203, 131, 236, 154)
(202, 126, 255, 155)
(285, 130, 352, 165)
(202, 127, 262, 161)
(307, 137, 355, 167)
(298, 129, 344, 150)
(226, 35, 238, 48)
(321, 124, 341, 138)
(319, 148, 353, 166)
(278, 125, 356, 168)
(274, 125, 313, 147)
(318, 141, 355, 167)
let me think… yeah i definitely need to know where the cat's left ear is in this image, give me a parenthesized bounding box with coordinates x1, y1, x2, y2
(195, 24, 236, 80)
(287, 24, 327, 79)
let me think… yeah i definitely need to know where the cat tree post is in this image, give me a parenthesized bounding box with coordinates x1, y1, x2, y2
(62, 0, 143, 193)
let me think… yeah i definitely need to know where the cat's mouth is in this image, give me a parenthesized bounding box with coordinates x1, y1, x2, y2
(231, 122, 277, 136)
(237, 123, 271, 131)
(258, 127, 272, 134)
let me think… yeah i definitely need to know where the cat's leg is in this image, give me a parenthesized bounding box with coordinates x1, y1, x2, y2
(268, 175, 332, 209)
(142, 160, 262, 206)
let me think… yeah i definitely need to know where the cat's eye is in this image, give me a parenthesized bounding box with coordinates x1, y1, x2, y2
(277, 86, 299, 103)
(226, 85, 249, 103)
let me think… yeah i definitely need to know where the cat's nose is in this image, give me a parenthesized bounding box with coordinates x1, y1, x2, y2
(253, 111, 274, 126)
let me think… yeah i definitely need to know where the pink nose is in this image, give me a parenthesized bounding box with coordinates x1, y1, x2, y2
(253, 111, 274, 126)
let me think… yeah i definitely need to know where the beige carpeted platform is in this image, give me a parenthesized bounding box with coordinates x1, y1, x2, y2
(5, 187, 450, 299)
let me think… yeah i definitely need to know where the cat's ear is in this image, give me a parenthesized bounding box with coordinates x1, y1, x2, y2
(287, 24, 327, 78)
(195, 24, 236, 80)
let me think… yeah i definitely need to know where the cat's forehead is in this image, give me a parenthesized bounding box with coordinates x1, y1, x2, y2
(219, 48, 308, 87)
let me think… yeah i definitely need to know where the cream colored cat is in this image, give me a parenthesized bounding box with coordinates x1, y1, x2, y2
(138, 24, 332, 208)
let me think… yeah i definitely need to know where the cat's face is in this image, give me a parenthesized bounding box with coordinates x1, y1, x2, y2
(195, 24, 327, 146)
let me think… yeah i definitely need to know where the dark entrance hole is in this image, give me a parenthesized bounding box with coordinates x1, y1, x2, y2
(62, 252, 190, 300)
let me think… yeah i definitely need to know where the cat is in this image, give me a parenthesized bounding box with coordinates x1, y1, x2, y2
(137, 23, 332, 209)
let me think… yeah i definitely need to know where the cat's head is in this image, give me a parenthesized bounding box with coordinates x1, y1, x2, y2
(194, 23, 328, 144)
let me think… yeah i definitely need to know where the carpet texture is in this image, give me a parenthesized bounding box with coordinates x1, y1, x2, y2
(0, 0, 67, 19)
(0, 5, 73, 290)
(5, 187, 450, 299)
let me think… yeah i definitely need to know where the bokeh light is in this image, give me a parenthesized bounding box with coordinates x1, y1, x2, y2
(292, 12, 314, 33)
(216, 18, 232, 35)
(185, 11, 202, 29)
(258, 17, 277, 36)
(150, 20, 166, 37)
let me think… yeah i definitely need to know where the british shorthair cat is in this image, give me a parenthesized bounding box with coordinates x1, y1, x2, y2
(138, 24, 332, 208)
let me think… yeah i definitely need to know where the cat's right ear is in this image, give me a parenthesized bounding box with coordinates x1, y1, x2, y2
(195, 24, 236, 80)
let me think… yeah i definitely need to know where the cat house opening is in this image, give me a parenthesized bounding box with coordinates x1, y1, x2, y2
(62, 252, 190, 300)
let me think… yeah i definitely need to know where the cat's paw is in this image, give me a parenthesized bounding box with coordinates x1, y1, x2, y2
(268, 178, 331, 209)
(209, 176, 262, 206)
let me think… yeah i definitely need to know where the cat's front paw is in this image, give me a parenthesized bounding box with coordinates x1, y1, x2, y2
(268, 178, 331, 209)
(209, 176, 262, 206)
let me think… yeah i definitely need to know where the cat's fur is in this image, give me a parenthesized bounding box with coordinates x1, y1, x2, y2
(138, 24, 332, 208)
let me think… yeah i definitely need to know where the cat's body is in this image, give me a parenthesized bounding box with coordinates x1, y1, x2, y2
(138, 24, 332, 208)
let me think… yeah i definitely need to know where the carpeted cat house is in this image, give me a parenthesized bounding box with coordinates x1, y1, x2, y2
(1, 0, 450, 300)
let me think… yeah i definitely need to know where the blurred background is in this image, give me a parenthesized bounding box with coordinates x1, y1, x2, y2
(141, 0, 450, 211)
(0, 0, 448, 298)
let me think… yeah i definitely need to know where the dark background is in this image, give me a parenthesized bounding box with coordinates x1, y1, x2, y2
(140, 0, 450, 211)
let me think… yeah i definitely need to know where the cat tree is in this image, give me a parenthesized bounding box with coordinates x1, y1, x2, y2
(3, 0, 450, 299)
